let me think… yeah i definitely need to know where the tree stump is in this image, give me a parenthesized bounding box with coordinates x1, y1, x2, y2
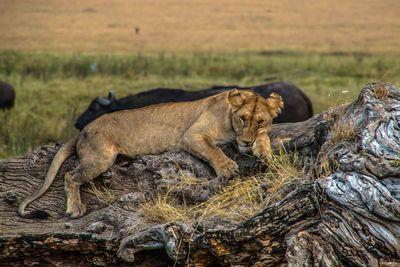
(1, 82, 399, 266)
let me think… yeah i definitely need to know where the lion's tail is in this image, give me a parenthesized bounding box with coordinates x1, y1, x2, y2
(18, 137, 78, 219)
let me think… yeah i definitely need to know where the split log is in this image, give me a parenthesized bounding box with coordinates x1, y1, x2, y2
(1, 82, 400, 266)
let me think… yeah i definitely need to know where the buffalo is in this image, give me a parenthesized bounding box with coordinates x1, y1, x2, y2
(75, 82, 313, 130)
(0, 80, 15, 109)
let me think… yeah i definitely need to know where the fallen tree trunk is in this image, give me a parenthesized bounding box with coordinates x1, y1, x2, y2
(1, 82, 400, 266)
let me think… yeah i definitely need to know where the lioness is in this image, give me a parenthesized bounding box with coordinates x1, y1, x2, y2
(19, 90, 283, 219)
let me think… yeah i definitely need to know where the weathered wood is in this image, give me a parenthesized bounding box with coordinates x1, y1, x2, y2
(1, 82, 400, 266)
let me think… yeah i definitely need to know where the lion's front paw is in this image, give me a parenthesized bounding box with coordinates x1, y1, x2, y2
(66, 202, 87, 219)
(210, 161, 239, 194)
(215, 159, 239, 179)
(253, 146, 272, 165)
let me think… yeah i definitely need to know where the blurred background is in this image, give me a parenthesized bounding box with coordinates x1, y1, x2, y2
(0, 0, 399, 158)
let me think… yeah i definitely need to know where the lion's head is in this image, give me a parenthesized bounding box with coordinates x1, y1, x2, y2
(227, 89, 283, 154)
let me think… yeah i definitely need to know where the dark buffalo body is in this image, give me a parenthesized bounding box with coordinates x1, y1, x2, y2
(75, 82, 313, 130)
(0, 80, 15, 109)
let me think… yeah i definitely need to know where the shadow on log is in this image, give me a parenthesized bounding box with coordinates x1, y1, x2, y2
(1, 83, 400, 266)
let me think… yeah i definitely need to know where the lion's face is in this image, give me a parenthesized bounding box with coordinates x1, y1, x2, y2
(228, 89, 283, 153)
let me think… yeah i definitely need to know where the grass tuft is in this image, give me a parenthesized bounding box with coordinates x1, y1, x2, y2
(141, 195, 191, 223)
(266, 147, 302, 194)
(373, 82, 390, 99)
(331, 120, 356, 143)
(140, 148, 302, 224)
(331, 112, 357, 143)
(87, 181, 116, 205)
(316, 155, 339, 179)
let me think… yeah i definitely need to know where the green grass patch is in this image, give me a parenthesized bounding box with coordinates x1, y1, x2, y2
(1, 50, 399, 158)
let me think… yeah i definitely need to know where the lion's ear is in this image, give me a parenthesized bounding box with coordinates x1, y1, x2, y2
(227, 89, 246, 110)
(266, 93, 284, 118)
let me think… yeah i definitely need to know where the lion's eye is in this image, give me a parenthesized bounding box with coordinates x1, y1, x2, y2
(239, 115, 246, 125)
(258, 120, 265, 125)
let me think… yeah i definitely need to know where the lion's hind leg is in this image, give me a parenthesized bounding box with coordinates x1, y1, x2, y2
(65, 151, 117, 218)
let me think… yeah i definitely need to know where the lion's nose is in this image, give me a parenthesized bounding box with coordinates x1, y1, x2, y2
(243, 140, 253, 146)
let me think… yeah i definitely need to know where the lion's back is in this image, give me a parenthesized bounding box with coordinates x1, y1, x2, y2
(79, 93, 228, 154)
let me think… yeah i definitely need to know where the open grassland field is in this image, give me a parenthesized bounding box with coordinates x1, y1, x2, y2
(0, 1, 399, 158)
(1, 0, 400, 53)
(1, 51, 399, 158)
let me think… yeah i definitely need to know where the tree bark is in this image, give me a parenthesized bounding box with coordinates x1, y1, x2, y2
(1, 82, 400, 266)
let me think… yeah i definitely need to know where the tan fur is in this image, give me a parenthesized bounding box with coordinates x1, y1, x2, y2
(18, 90, 283, 218)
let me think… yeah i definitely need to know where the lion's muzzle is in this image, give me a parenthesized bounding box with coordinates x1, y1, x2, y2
(237, 144, 253, 155)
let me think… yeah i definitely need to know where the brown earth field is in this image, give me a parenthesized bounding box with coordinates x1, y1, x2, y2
(1, 0, 400, 54)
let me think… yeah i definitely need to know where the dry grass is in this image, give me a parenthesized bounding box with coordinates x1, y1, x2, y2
(141, 195, 191, 223)
(390, 159, 400, 168)
(323, 103, 356, 144)
(331, 118, 356, 143)
(316, 155, 339, 179)
(329, 105, 357, 144)
(266, 148, 302, 194)
(316, 105, 356, 178)
(87, 181, 116, 205)
(0, 0, 399, 53)
(373, 83, 390, 99)
(140, 148, 301, 224)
